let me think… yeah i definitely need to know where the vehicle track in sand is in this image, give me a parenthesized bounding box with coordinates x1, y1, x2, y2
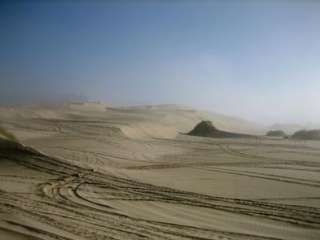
(1, 142, 320, 240)
(2, 119, 320, 240)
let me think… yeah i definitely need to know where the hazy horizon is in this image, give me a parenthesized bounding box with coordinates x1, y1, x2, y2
(1, 1, 320, 125)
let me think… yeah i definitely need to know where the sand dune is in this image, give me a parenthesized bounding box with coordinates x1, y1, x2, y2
(0, 103, 319, 240)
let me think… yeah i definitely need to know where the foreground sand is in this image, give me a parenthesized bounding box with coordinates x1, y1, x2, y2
(0, 103, 319, 240)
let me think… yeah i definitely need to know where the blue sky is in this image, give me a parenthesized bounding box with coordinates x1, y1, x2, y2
(1, 1, 320, 124)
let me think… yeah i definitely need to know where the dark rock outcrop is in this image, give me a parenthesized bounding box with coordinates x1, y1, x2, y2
(291, 129, 320, 140)
(188, 121, 254, 138)
(266, 130, 287, 137)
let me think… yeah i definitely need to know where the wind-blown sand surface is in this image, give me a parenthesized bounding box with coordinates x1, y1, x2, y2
(0, 102, 319, 240)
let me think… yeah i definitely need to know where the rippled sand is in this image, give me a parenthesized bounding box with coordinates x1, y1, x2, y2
(0, 103, 319, 240)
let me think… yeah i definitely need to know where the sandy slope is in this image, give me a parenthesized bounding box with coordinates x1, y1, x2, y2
(0, 102, 319, 240)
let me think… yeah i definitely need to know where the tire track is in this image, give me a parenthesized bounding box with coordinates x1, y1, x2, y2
(1, 138, 320, 239)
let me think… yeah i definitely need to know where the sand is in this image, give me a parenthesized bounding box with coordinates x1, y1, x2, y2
(0, 102, 319, 240)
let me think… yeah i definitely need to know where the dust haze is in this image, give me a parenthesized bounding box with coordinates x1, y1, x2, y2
(1, 1, 320, 240)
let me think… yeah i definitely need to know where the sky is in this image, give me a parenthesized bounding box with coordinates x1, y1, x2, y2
(1, 0, 320, 125)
